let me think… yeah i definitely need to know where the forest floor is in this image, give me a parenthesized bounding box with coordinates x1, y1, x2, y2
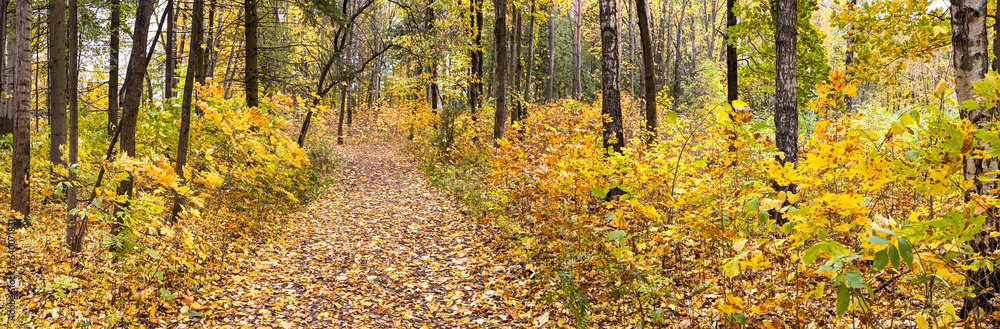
(191, 144, 533, 328)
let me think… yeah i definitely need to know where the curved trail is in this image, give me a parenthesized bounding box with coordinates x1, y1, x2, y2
(198, 145, 530, 328)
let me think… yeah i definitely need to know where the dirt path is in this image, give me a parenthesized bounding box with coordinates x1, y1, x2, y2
(196, 145, 531, 328)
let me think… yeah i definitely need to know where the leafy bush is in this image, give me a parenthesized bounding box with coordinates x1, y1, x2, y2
(391, 70, 1000, 327)
(0, 83, 331, 327)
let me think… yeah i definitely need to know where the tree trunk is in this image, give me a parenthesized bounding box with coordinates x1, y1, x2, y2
(571, 0, 582, 99)
(9, 0, 30, 228)
(656, 0, 668, 86)
(49, 0, 68, 195)
(208, 0, 225, 77)
(170, 0, 204, 222)
(112, 0, 155, 242)
(524, 0, 536, 103)
(995, 0, 999, 75)
(951, 0, 999, 318)
(165, 0, 176, 99)
(0, 0, 9, 137)
(670, 0, 689, 112)
(512, 8, 523, 125)
(108, 0, 120, 135)
(771, 0, 797, 225)
(627, 0, 635, 97)
(844, 0, 856, 113)
(599, 0, 623, 153)
(469, 0, 480, 118)
(493, 0, 508, 144)
(222, 8, 243, 98)
(726, 0, 738, 151)
(636, 0, 656, 143)
(245, 0, 259, 107)
(428, 7, 439, 115)
(337, 84, 347, 145)
(205, 0, 216, 80)
(546, 4, 554, 101)
(66, 0, 82, 250)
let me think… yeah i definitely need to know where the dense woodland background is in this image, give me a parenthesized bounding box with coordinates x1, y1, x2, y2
(1, 0, 1000, 326)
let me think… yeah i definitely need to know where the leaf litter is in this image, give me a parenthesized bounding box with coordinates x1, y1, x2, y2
(194, 145, 532, 328)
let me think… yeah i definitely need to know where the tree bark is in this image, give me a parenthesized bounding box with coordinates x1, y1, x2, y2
(165, 0, 177, 99)
(512, 8, 523, 125)
(771, 0, 797, 225)
(9, 0, 31, 228)
(951, 0, 999, 318)
(546, 4, 554, 101)
(844, 0, 856, 113)
(347, 85, 354, 128)
(111, 0, 155, 242)
(726, 0, 738, 151)
(49, 0, 68, 189)
(337, 84, 347, 145)
(108, 0, 120, 135)
(428, 6, 439, 115)
(571, 0, 582, 99)
(170, 0, 204, 222)
(669, 0, 689, 112)
(636, 0, 656, 143)
(66, 0, 82, 251)
(245, 0, 259, 107)
(599, 0, 623, 153)
(493, 0, 508, 144)
(627, 0, 635, 97)
(0, 0, 9, 137)
(205, 0, 216, 80)
(469, 0, 480, 118)
(995, 0, 999, 75)
(656, 0, 668, 86)
(524, 0, 536, 103)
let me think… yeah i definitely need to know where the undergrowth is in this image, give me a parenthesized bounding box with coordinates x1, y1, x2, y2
(0, 83, 335, 327)
(393, 72, 1000, 327)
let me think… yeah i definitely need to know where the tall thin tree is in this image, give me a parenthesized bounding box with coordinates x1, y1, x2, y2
(669, 0, 689, 112)
(112, 0, 156, 242)
(571, 0, 582, 99)
(469, 0, 481, 118)
(950, 0, 999, 318)
(524, 0, 536, 103)
(165, 0, 177, 99)
(10, 0, 31, 228)
(599, 0, 623, 153)
(725, 0, 738, 151)
(108, 0, 120, 135)
(493, 0, 509, 144)
(843, 0, 856, 113)
(170, 0, 205, 222)
(635, 0, 656, 143)
(428, 6, 439, 114)
(49, 0, 68, 196)
(66, 0, 83, 250)
(546, 3, 554, 101)
(512, 7, 523, 125)
(245, 0, 259, 107)
(772, 0, 797, 225)
(0, 0, 9, 137)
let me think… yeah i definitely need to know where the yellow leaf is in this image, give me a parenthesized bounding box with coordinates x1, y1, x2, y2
(733, 239, 748, 252)
(732, 99, 749, 110)
(844, 83, 858, 97)
(936, 80, 948, 94)
(915, 314, 928, 329)
(726, 293, 745, 310)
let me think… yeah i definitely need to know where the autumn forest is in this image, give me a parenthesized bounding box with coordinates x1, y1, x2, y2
(0, 0, 996, 326)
